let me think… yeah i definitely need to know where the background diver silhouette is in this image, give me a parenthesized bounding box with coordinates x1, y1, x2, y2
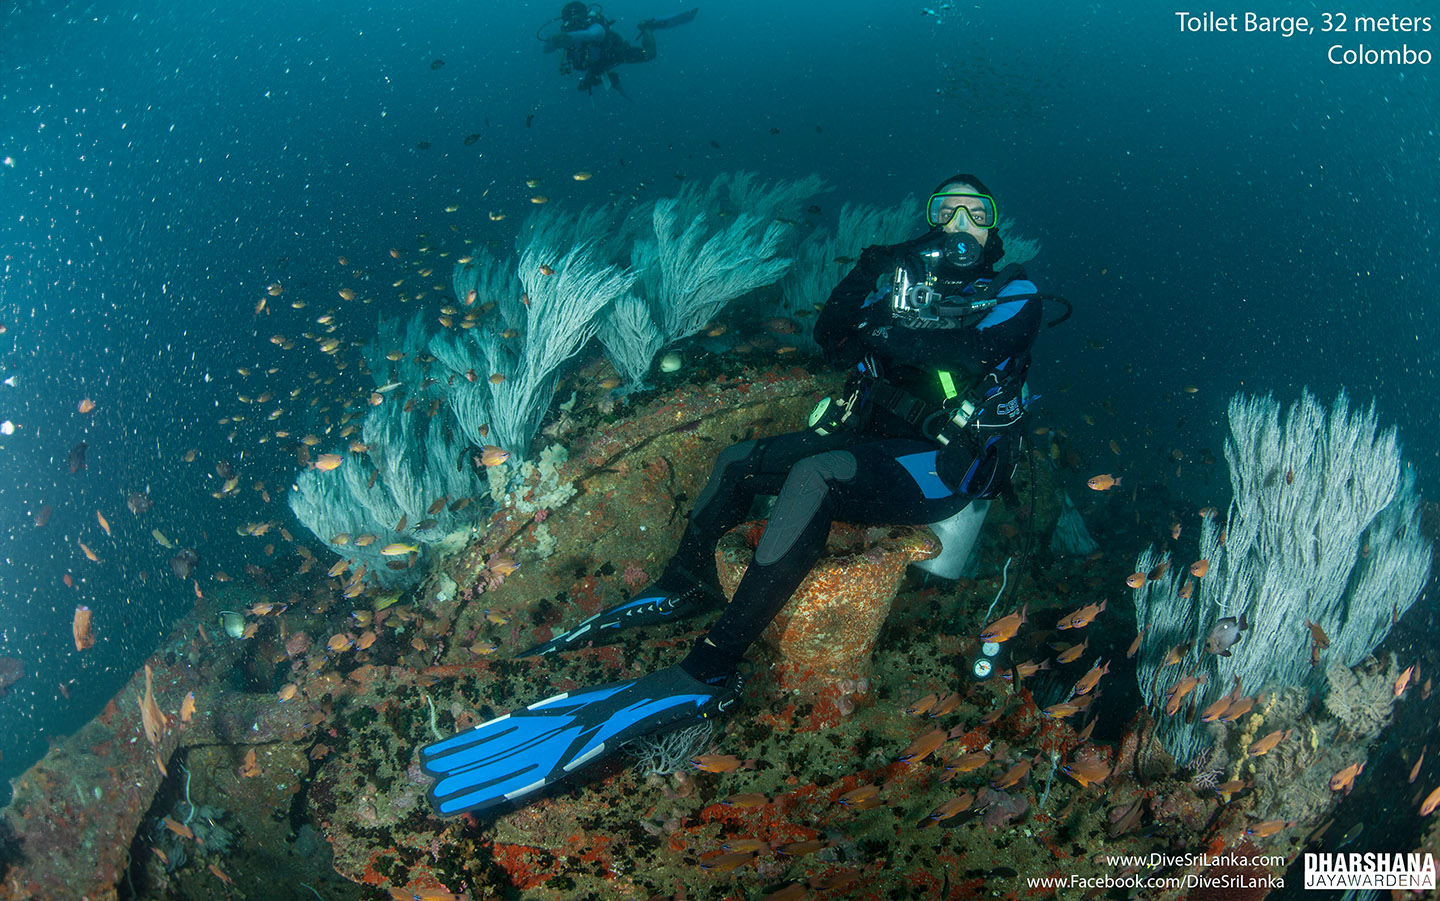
(419, 175, 1067, 818)
(539, 3, 699, 95)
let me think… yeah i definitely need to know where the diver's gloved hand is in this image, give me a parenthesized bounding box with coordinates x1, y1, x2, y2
(517, 581, 715, 658)
(420, 664, 743, 817)
(541, 32, 573, 52)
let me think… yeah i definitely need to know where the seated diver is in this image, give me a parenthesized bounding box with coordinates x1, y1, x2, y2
(419, 174, 1046, 817)
(540, 2, 698, 95)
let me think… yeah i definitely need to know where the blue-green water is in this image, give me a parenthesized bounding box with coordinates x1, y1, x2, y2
(0, 0, 1435, 889)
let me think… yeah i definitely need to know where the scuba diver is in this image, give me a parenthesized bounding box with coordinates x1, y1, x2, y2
(539, 2, 698, 95)
(420, 175, 1053, 817)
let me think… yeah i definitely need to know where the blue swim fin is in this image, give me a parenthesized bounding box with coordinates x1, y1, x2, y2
(420, 665, 739, 816)
(516, 582, 714, 658)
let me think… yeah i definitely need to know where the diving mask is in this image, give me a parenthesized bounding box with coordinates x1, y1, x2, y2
(926, 191, 997, 229)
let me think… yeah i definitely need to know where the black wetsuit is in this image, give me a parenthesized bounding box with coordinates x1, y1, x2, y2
(561, 21, 656, 92)
(670, 239, 1044, 679)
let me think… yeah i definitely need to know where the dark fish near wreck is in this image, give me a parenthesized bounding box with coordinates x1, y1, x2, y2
(1205, 611, 1249, 657)
(127, 491, 153, 515)
(68, 441, 87, 473)
(170, 547, 199, 581)
(0, 656, 23, 696)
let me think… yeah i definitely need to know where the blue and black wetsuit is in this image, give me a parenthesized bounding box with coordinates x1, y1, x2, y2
(666, 239, 1043, 679)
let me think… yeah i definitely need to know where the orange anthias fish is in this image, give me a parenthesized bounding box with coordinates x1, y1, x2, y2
(1062, 758, 1111, 788)
(979, 603, 1028, 643)
(905, 692, 938, 716)
(96, 510, 111, 537)
(478, 445, 510, 467)
(180, 691, 196, 724)
(72, 605, 95, 651)
(139, 664, 166, 746)
(1124, 572, 1146, 589)
(1189, 558, 1211, 578)
(1087, 474, 1121, 491)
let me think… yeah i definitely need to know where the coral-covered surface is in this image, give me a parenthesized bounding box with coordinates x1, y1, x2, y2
(2, 361, 1432, 900)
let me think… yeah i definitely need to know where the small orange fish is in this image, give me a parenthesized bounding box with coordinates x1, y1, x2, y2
(327, 633, 354, 653)
(488, 372, 506, 384)
(538, 264, 556, 276)
(1410, 748, 1426, 784)
(1160, 642, 1192, 668)
(1177, 578, 1195, 599)
(1163, 672, 1206, 716)
(78, 397, 96, 414)
(1218, 694, 1257, 723)
(162, 817, 194, 840)
(72, 605, 95, 651)
(698, 850, 755, 872)
(1041, 701, 1082, 719)
(905, 692, 938, 716)
(1421, 784, 1440, 816)
(1087, 474, 1120, 491)
(1395, 664, 1417, 698)
(897, 728, 948, 763)
(139, 664, 166, 746)
(96, 510, 111, 537)
(1170, 521, 1182, 540)
(238, 748, 260, 778)
(722, 792, 769, 808)
(979, 603, 1027, 643)
(1247, 728, 1292, 758)
(312, 453, 344, 472)
(1304, 620, 1331, 650)
(691, 753, 745, 773)
(277, 683, 299, 702)
(180, 691, 196, 724)
(1216, 779, 1248, 796)
(1108, 439, 1121, 455)
(79, 541, 100, 563)
(1058, 599, 1106, 630)
(1245, 819, 1290, 837)
(1124, 572, 1146, 589)
(1062, 758, 1111, 788)
(1328, 761, 1364, 793)
(1189, 559, 1210, 578)
(992, 758, 1032, 789)
(1073, 660, 1110, 696)
(1055, 637, 1088, 665)
(919, 792, 974, 827)
(929, 692, 961, 718)
(1126, 626, 1147, 659)
(207, 862, 234, 885)
(837, 784, 883, 809)
(945, 750, 991, 776)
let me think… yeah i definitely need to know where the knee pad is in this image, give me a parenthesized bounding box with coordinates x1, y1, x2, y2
(754, 451, 856, 565)
(690, 439, 762, 513)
